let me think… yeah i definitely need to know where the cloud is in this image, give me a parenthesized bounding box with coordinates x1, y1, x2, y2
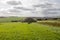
(9, 9, 21, 13)
(6, 0, 22, 5)
(14, 7, 34, 11)
(0, 0, 60, 17)
(49, 0, 60, 3)
(32, 0, 60, 17)
(33, 3, 53, 8)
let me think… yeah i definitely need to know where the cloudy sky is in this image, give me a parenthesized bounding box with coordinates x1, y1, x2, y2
(0, 0, 60, 17)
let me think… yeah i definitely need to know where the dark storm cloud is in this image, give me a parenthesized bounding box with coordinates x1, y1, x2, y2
(14, 7, 34, 11)
(6, 1, 22, 5)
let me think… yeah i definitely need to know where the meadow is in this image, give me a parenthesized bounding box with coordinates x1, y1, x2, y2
(0, 17, 60, 40)
(0, 17, 23, 22)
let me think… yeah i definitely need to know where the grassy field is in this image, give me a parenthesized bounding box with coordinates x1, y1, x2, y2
(0, 17, 23, 22)
(0, 17, 60, 40)
(0, 22, 60, 40)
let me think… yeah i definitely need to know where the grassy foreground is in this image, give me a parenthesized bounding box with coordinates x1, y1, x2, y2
(0, 22, 60, 40)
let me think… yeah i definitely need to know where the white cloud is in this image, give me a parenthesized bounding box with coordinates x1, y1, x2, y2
(0, 0, 60, 17)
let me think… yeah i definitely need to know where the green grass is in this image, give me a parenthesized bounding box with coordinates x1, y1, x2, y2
(0, 17, 60, 40)
(0, 17, 23, 22)
(0, 22, 60, 40)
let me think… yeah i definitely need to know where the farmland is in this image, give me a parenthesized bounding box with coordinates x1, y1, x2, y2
(0, 17, 60, 40)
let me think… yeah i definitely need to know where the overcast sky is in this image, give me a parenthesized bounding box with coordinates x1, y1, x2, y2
(0, 0, 60, 17)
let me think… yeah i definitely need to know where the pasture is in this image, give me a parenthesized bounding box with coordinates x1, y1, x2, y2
(0, 17, 60, 40)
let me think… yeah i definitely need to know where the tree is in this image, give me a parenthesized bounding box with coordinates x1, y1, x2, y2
(21, 17, 37, 24)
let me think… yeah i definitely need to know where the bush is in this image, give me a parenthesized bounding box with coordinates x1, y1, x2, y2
(20, 17, 37, 24)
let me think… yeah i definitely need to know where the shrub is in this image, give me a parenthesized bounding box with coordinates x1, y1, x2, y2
(20, 17, 37, 24)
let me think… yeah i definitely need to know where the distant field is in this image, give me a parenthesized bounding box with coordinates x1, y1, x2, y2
(0, 22, 60, 40)
(39, 20, 60, 27)
(0, 17, 60, 40)
(0, 17, 23, 22)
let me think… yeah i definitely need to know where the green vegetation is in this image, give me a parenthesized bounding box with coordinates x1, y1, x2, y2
(0, 17, 60, 40)
(0, 17, 23, 23)
(39, 20, 60, 27)
(0, 22, 60, 40)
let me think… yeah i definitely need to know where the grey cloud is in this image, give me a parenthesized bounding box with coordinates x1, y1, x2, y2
(9, 9, 21, 13)
(33, 3, 53, 8)
(0, 0, 60, 17)
(47, 8, 60, 11)
(33, 4, 41, 7)
(14, 7, 34, 11)
(53, 0, 60, 3)
(6, 1, 22, 5)
(42, 8, 60, 17)
(32, 1, 60, 17)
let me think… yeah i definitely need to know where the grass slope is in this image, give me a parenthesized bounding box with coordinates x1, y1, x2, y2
(0, 22, 60, 40)
(0, 17, 23, 22)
